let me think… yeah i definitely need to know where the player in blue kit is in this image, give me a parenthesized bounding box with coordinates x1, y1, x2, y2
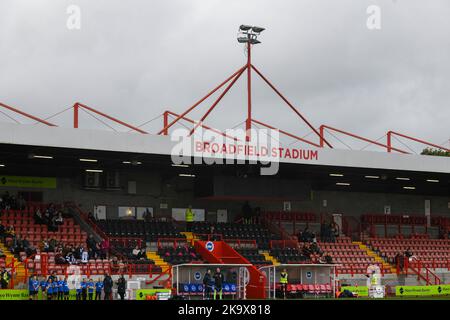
(57, 277, 65, 300)
(87, 278, 95, 300)
(95, 278, 104, 300)
(63, 276, 70, 300)
(28, 275, 40, 300)
(46, 278, 54, 300)
(81, 278, 88, 300)
(76, 280, 82, 300)
(40, 277, 48, 300)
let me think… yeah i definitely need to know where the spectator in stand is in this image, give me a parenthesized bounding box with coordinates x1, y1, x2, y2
(88, 211, 96, 221)
(65, 251, 76, 265)
(0, 248, 5, 259)
(302, 243, 312, 259)
(87, 234, 97, 257)
(332, 222, 339, 242)
(81, 248, 89, 263)
(95, 278, 104, 300)
(405, 247, 413, 259)
(100, 238, 110, 259)
(5, 225, 15, 239)
(17, 195, 26, 210)
(55, 212, 64, 225)
(103, 272, 114, 300)
(241, 201, 252, 224)
(117, 274, 127, 300)
(34, 208, 44, 224)
(395, 252, 405, 272)
(132, 245, 141, 260)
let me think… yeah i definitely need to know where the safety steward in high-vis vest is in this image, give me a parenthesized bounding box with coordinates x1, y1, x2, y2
(280, 269, 288, 299)
(185, 206, 194, 232)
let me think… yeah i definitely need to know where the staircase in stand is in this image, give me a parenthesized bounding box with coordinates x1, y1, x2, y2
(146, 251, 170, 273)
(194, 240, 266, 299)
(0, 243, 27, 288)
(261, 251, 280, 266)
(354, 241, 396, 273)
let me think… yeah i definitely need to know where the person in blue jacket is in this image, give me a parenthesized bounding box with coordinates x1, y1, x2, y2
(76, 280, 82, 300)
(40, 277, 48, 300)
(87, 278, 95, 300)
(57, 277, 65, 300)
(63, 276, 70, 300)
(52, 276, 59, 300)
(28, 275, 40, 300)
(95, 278, 104, 300)
(46, 278, 54, 300)
(81, 278, 88, 300)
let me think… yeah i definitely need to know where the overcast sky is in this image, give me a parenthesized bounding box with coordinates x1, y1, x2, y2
(0, 0, 449, 152)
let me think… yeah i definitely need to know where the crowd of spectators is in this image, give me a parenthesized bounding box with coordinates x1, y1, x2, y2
(33, 203, 66, 232)
(0, 191, 26, 211)
(296, 227, 333, 264)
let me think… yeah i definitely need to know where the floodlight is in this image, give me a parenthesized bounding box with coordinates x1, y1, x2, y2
(240, 25, 252, 31)
(252, 26, 265, 33)
(238, 37, 250, 43)
(249, 39, 261, 45)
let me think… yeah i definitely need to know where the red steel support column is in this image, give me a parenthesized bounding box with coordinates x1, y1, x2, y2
(189, 67, 246, 136)
(319, 125, 325, 148)
(162, 111, 169, 135)
(246, 43, 252, 142)
(0, 102, 56, 127)
(387, 131, 392, 153)
(158, 66, 246, 135)
(73, 103, 79, 128)
(251, 65, 333, 148)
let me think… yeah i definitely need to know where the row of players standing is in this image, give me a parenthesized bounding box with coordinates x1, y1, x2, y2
(28, 273, 127, 300)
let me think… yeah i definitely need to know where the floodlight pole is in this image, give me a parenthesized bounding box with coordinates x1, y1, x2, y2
(246, 42, 252, 142)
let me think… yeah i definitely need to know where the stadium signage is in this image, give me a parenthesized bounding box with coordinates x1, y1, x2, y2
(194, 141, 319, 161)
(206, 241, 215, 252)
(0, 175, 56, 189)
(340, 286, 369, 297)
(395, 284, 450, 297)
(135, 289, 172, 300)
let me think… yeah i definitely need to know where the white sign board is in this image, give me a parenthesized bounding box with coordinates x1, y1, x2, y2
(118, 206, 136, 218)
(217, 209, 228, 223)
(94, 205, 107, 220)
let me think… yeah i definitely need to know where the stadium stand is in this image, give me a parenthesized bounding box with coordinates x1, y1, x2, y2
(365, 237, 450, 269)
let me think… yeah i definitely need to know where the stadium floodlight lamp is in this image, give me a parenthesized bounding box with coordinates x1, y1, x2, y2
(252, 26, 265, 34)
(249, 39, 261, 45)
(238, 37, 250, 43)
(240, 25, 252, 31)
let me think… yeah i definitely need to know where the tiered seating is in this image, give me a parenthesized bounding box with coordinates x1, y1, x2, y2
(320, 238, 391, 274)
(192, 222, 280, 249)
(236, 248, 271, 266)
(157, 245, 203, 265)
(24, 254, 112, 276)
(1, 209, 87, 247)
(96, 220, 184, 241)
(365, 237, 450, 269)
(270, 247, 310, 264)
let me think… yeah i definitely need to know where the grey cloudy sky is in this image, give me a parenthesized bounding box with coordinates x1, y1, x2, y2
(0, 0, 449, 152)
